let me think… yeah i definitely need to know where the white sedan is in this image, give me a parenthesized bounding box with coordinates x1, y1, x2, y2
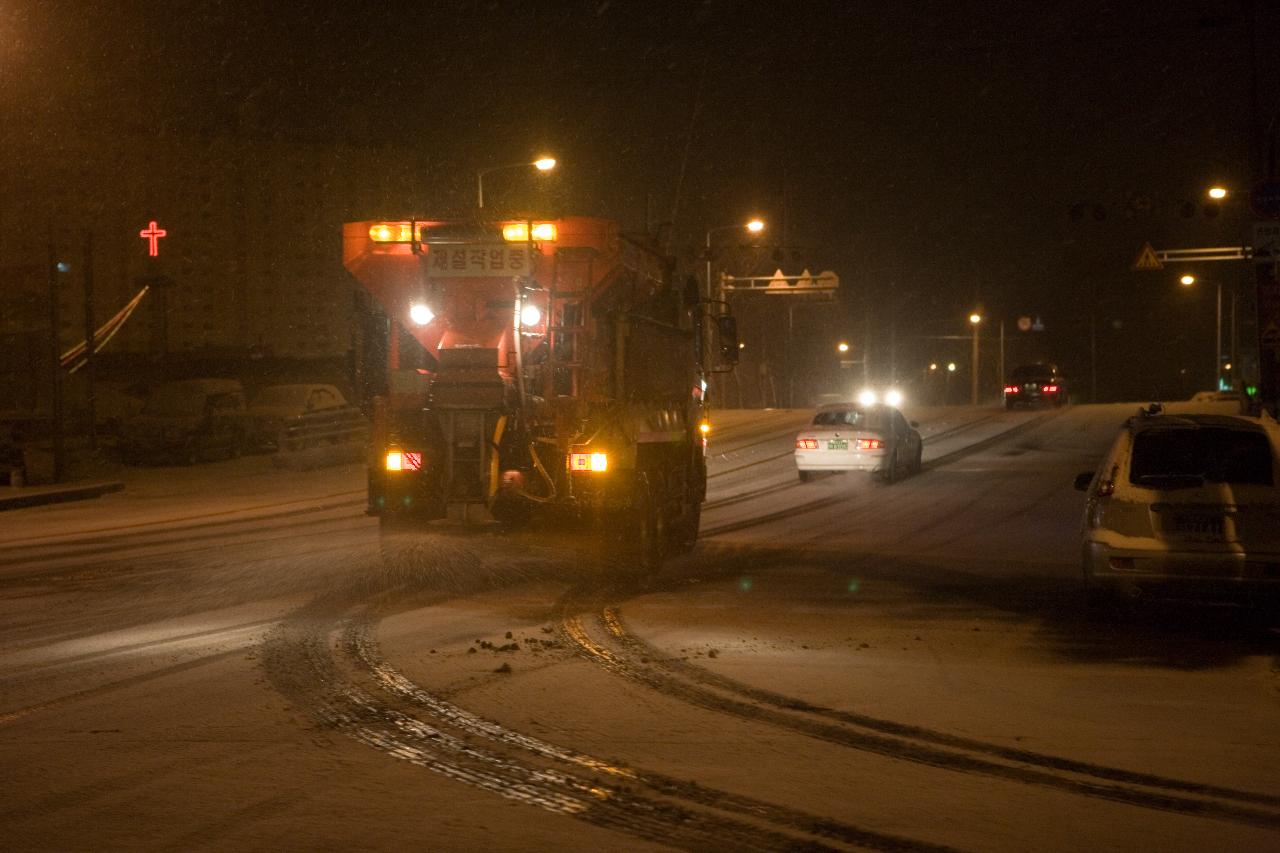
(794, 403, 922, 483)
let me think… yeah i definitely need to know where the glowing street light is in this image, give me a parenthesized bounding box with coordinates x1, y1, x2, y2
(837, 341, 850, 353)
(705, 218, 766, 300)
(477, 156, 558, 208)
(947, 362, 957, 372)
(968, 312, 982, 406)
(1207, 186, 1228, 200)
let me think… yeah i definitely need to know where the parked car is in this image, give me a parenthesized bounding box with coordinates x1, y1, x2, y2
(119, 379, 248, 464)
(245, 383, 365, 453)
(1004, 363, 1067, 409)
(794, 402, 922, 483)
(1074, 404, 1280, 608)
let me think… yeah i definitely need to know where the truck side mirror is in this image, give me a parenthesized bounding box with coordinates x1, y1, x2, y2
(716, 316, 739, 366)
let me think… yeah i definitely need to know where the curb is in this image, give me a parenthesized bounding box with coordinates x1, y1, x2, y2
(0, 481, 125, 512)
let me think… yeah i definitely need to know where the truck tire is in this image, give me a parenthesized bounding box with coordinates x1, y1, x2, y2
(669, 498, 701, 555)
(606, 476, 663, 577)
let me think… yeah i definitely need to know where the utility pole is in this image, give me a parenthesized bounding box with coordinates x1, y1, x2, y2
(47, 238, 65, 483)
(998, 320, 1005, 391)
(82, 229, 97, 450)
(970, 319, 981, 406)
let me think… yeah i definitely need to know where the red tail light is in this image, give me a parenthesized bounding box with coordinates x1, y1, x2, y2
(1004, 385, 1020, 395)
(796, 438, 818, 450)
(855, 438, 883, 450)
(1042, 384, 1059, 393)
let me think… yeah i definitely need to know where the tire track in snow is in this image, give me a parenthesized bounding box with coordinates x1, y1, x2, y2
(553, 596, 1280, 831)
(261, 596, 956, 852)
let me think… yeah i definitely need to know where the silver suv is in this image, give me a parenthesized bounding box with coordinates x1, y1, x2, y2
(1074, 405, 1280, 608)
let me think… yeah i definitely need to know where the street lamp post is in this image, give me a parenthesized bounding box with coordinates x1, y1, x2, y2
(704, 219, 764, 302)
(476, 157, 557, 209)
(969, 312, 982, 406)
(1180, 274, 1227, 389)
(702, 219, 764, 406)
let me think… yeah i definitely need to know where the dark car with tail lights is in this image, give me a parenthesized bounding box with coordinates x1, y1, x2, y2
(1004, 363, 1066, 409)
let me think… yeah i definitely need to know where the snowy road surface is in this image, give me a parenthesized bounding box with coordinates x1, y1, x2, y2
(1, 403, 1277, 851)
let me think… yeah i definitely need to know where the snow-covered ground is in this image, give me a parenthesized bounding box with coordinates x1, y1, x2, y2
(2, 402, 1277, 850)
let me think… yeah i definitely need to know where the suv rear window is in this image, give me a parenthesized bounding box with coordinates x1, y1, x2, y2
(1130, 427, 1273, 487)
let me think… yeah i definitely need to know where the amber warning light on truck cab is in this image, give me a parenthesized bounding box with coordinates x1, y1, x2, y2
(502, 222, 557, 242)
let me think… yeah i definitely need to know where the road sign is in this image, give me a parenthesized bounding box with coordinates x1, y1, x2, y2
(721, 268, 839, 295)
(1254, 222, 1280, 261)
(1251, 179, 1280, 219)
(1131, 242, 1163, 271)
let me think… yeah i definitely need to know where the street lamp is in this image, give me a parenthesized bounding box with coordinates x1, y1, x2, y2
(705, 218, 765, 301)
(837, 341, 849, 353)
(968, 312, 982, 406)
(476, 156, 557, 209)
(1179, 273, 1232, 389)
(1207, 186, 1228, 200)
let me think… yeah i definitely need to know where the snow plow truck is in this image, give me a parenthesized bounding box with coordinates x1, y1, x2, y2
(343, 216, 737, 569)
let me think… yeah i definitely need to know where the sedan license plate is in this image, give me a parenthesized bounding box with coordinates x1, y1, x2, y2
(827, 439, 848, 451)
(1172, 514, 1224, 538)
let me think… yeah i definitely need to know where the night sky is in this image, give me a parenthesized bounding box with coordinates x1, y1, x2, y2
(5, 0, 1276, 400)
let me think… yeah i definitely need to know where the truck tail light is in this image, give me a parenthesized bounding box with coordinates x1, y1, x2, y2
(569, 451, 608, 472)
(795, 438, 818, 450)
(385, 450, 422, 471)
(855, 438, 883, 450)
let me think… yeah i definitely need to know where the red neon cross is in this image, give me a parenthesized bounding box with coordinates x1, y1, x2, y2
(139, 220, 167, 257)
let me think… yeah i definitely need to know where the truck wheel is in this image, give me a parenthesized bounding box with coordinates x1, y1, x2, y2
(669, 499, 701, 555)
(634, 480, 664, 572)
(609, 477, 662, 577)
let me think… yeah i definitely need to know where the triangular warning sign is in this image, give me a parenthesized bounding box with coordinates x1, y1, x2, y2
(1131, 242, 1163, 271)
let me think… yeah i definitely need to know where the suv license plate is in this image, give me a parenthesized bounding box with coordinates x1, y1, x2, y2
(1172, 514, 1224, 538)
(827, 439, 848, 451)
